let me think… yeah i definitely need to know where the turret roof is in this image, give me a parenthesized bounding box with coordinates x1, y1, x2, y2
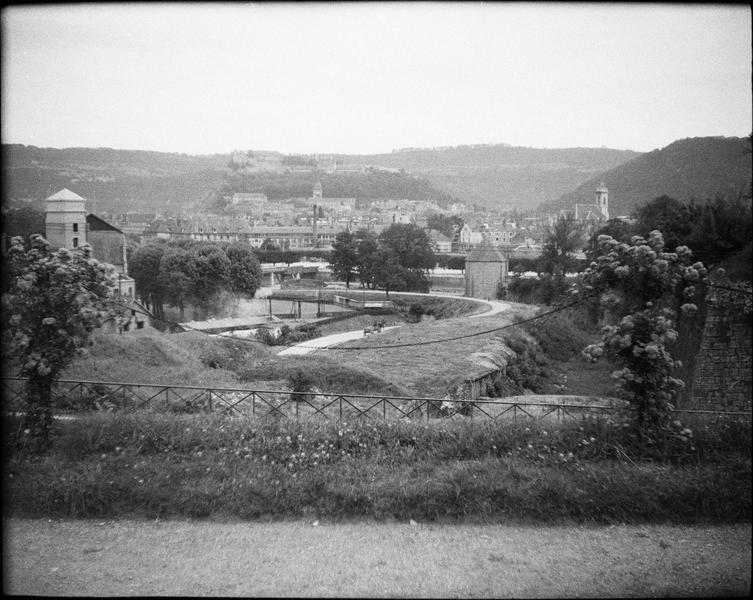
(47, 188, 85, 201)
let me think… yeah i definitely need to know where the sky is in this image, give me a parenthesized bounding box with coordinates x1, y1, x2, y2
(2, 2, 751, 156)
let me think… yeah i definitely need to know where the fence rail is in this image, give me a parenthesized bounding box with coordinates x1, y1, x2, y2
(2, 377, 750, 423)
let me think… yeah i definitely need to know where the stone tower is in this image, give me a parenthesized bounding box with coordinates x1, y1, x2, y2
(45, 188, 87, 249)
(595, 182, 609, 220)
(313, 181, 323, 199)
(464, 237, 509, 300)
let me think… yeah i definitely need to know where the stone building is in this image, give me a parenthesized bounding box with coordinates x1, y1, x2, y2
(464, 238, 509, 300)
(45, 188, 88, 249)
(45, 188, 135, 298)
(574, 182, 609, 221)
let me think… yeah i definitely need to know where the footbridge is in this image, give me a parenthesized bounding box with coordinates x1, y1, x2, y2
(260, 264, 320, 286)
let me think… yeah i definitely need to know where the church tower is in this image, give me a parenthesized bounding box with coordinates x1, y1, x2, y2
(45, 188, 87, 249)
(595, 182, 609, 220)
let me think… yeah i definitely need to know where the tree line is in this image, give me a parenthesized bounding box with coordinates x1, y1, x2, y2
(329, 223, 437, 295)
(128, 239, 262, 321)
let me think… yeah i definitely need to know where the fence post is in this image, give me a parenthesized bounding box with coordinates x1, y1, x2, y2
(209, 390, 213, 413)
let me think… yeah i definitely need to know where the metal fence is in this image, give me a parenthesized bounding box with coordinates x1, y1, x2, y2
(2, 377, 750, 423)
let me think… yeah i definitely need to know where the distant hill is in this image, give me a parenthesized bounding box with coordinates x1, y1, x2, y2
(2, 145, 228, 213)
(540, 136, 753, 217)
(330, 145, 641, 210)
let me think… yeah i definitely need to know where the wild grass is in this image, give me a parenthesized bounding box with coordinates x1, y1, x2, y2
(237, 356, 412, 397)
(3, 413, 750, 523)
(59, 329, 273, 387)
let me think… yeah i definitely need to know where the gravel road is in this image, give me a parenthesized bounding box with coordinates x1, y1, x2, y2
(3, 519, 750, 597)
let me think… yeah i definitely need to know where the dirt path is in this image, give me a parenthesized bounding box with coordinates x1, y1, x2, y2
(277, 326, 400, 355)
(3, 519, 750, 597)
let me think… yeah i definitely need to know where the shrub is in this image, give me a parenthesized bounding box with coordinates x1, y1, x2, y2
(287, 370, 315, 403)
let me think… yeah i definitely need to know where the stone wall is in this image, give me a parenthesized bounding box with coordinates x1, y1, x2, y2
(690, 292, 752, 411)
(465, 262, 505, 300)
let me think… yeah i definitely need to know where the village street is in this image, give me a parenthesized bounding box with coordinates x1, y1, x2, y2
(4, 519, 750, 597)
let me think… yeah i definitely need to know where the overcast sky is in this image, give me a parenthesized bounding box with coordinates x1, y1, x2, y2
(2, 2, 751, 155)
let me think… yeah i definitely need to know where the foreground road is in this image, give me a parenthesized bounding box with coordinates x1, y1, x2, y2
(3, 519, 750, 597)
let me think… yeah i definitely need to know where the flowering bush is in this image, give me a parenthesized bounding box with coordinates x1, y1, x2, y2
(1, 235, 120, 445)
(580, 231, 707, 432)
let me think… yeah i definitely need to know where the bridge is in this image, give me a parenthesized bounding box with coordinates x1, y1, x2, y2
(260, 264, 321, 286)
(269, 290, 395, 317)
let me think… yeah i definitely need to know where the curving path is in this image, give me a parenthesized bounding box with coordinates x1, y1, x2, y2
(277, 292, 510, 356)
(276, 326, 400, 356)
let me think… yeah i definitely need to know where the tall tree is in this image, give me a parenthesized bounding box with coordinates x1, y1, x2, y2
(379, 223, 436, 272)
(225, 242, 262, 300)
(2, 235, 119, 446)
(541, 214, 584, 276)
(355, 230, 379, 288)
(190, 243, 231, 319)
(159, 245, 196, 321)
(128, 242, 166, 319)
(633, 195, 693, 253)
(330, 231, 359, 288)
(365, 248, 407, 297)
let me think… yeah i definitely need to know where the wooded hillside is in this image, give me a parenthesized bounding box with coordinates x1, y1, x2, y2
(540, 136, 752, 216)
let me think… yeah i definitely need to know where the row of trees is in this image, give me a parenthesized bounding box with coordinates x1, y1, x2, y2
(128, 239, 262, 321)
(330, 224, 436, 294)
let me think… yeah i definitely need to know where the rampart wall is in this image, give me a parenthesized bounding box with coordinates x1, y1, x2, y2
(690, 291, 752, 411)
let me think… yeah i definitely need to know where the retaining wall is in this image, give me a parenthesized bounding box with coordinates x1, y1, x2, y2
(690, 291, 752, 411)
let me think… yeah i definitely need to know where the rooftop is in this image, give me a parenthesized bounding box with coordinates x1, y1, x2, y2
(47, 188, 85, 201)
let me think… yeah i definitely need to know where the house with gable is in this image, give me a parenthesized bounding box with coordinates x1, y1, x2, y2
(45, 188, 151, 333)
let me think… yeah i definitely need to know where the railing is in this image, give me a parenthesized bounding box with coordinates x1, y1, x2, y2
(2, 378, 750, 423)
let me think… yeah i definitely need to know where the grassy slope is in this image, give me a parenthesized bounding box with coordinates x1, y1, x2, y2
(324, 303, 541, 398)
(61, 330, 269, 388)
(4, 413, 750, 523)
(54, 296, 612, 401)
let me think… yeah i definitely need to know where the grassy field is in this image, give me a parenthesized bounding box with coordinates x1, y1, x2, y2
(321, 304, 598, 398)
(4, 412, 750, 523)
(12, 296, 611, 402)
